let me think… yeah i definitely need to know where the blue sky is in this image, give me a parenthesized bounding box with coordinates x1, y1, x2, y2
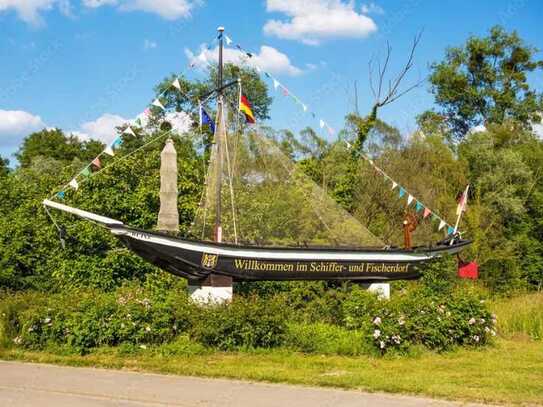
(0, 0, 542, 160)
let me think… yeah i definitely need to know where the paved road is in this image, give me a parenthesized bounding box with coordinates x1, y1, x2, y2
(0, 360, 486, 406)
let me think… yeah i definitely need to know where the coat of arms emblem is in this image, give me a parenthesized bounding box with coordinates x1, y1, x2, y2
(201, 253, 218, 269)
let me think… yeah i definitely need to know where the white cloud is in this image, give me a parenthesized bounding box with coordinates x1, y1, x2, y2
(0, 0, 69, 25)
(164, 111, 192, 134)
(264, 0, 377, 45)
(82, 0, 198, 20)
(76, 113, 128, 144)
(0, 110, 46, 147)
(361, 2, 384, 15)
(186, 44, 303, 76)
(143, 39, 157, 50)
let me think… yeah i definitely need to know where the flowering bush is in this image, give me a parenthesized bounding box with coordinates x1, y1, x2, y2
(0, 257, 496, 355)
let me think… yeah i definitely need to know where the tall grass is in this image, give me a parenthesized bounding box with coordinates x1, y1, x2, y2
(492, 292, 543, 340)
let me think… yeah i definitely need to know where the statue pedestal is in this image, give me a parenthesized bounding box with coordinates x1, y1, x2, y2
(188, 285, 233, 303)
(364, 283, 390, 299)
(189, 274, 233, 304)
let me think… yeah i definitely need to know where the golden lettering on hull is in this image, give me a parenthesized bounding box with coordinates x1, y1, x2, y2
(232, 259, 411, 273)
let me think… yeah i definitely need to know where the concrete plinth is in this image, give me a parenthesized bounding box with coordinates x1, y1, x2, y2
(189, 274, 233, 304)
(188, 285, 233, 303)
(365, 283, 390, 299)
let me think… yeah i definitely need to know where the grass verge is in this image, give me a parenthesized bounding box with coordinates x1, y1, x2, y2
(1, 338, 542, 405)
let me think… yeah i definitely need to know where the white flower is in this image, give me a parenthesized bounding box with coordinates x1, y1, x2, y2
(479, 318, 485, 324)
(484, 326, 491, 333)
(43, 317, 51, 324)
(473, 335, 480, 343)
(437, 305, 445, 314)
(391, 335, 401, 344)
(373, 329, 381, 339)
(373, 317, 382, 325)
(379, 341, 386, 349)
(139, 344, 147, 350)
(398, 316, 405, 326)
(13, 336, 22, 345)
(468, 318, 476, 325)
(145, 326, 151, 332)
(490, 329, 496, 336)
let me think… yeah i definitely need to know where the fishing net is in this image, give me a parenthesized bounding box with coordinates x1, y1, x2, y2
(190, 103, 383, 247)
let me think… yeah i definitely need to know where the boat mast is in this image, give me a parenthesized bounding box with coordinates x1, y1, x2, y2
(214, 26, 225, 243)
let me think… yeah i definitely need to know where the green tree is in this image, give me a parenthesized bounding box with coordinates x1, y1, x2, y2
(429, 26, 543, 138)
(16, 129, 104, 168)
(0, 156, 9, 177)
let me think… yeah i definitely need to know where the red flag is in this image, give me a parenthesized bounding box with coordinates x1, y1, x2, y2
(423, 207, 432, 219)
(91, 157, 101, 169)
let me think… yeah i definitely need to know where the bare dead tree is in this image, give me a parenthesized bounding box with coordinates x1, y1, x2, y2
(369, 31, 424, 108)
(348, 31, 424, 157)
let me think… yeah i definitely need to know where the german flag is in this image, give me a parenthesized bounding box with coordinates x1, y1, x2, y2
(239, 94, 256, 124)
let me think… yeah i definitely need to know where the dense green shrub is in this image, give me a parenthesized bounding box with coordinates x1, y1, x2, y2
(190, 295, 288, 350)
(342, 284, 495, 353)
(0, 260, 497, 356)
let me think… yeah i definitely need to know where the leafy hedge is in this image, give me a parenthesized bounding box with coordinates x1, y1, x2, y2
(0, 259, 497, 355)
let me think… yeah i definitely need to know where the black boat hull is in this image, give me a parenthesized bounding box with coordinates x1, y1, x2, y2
(112, 226, 470, 282)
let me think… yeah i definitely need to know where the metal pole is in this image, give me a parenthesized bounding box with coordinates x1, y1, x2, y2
(214, 26, 224, 243)
(451, 184, 469, 244)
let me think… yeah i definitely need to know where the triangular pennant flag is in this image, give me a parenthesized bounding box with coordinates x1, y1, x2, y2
(438, 220, 446, 231)
(152, 99, 165, 110)
(56, 191, 65, 199)
(81, 167, 91, 177)
(282, 87, 289, 96)
(123, 126, 136, 137)
(273, 79, 280, 90)
(112, 137, 123, 149)
(255, 65, 261, 73)
(415, 201, 424, 212)
(319, 119, 325, 129)
(224, 35, 233, 45)
(302, 103, 307, 112)
(91, 157, 101, 169)
(325, 124, 334, 136)
(399, 188, 406, 198)
(423, 207, 431, 218)
(172, 78, 181, 90)
(407, 194, 414, 205)
(104, 146, 115, 156)
(144, 108, 151, 116)
(447, 226, 455, 235)
(391, 181, 398, 190)
(69, 178, 79, 190)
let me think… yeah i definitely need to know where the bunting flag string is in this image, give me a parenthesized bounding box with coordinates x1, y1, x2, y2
(51, 64, 198, 200)
(123, 126, 136, 137)
(152, 98, 165, 110)
(361, 153, 456, 234)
